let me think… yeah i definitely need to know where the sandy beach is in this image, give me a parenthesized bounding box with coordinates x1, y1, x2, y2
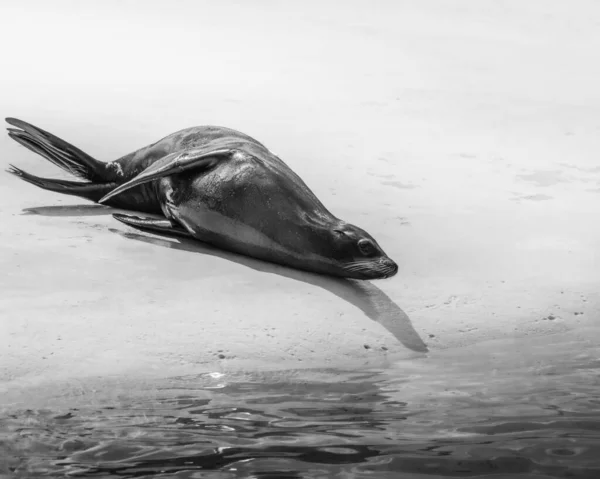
(1, 0, 599, 406)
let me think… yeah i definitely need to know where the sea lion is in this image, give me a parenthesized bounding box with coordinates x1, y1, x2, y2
(5, 117, 398, 280)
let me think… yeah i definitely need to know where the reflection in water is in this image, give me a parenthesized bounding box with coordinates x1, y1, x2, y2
(109, 228, 428, 353)
(21, 203, 427, 353)
(2, 364, 600, 478)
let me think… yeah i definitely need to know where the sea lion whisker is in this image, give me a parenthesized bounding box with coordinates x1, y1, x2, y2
(344, 261, 378, 270)
(345, 263, 373, 270)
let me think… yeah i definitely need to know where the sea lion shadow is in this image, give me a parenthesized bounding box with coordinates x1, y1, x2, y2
(22, 204, 114, 217)
(109, 227, 429, 354)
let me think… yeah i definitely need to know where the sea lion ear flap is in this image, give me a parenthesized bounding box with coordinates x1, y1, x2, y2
(99, 147, 234, 203)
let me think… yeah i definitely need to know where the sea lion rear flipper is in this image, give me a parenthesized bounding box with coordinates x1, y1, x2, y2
(98, 147, 234, 204)
(112, 213, 192, 238)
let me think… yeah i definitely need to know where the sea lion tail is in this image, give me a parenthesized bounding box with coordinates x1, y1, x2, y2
(6, 164, 116, 202)
(5, 117, 118, 202)
(6, 117, 109, 181)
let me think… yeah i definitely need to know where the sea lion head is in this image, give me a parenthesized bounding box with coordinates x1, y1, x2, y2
(323, 222, 398, 280)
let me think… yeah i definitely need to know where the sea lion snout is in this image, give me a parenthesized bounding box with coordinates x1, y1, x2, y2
(380, 257, 399, 278)
(362, 257, 398, 280)
(338, 253, 398, 280)
(341, 258, 398, 280)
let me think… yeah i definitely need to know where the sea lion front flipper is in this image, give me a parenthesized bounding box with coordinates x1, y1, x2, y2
(113, 213, 192, 238)
(98, 147, 234, 204)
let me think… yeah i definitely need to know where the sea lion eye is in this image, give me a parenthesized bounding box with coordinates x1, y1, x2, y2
(358, 239, 376, 256)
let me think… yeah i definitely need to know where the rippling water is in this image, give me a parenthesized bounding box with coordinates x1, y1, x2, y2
(2, 337, 600, 478)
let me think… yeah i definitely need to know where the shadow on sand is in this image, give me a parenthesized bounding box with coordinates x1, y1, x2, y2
(24, 204, 428, 353)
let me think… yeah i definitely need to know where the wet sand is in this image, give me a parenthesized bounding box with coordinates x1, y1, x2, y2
(1, 0, 599, 405)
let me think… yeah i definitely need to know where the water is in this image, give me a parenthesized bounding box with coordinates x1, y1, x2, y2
(3, 336, 600, 479)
